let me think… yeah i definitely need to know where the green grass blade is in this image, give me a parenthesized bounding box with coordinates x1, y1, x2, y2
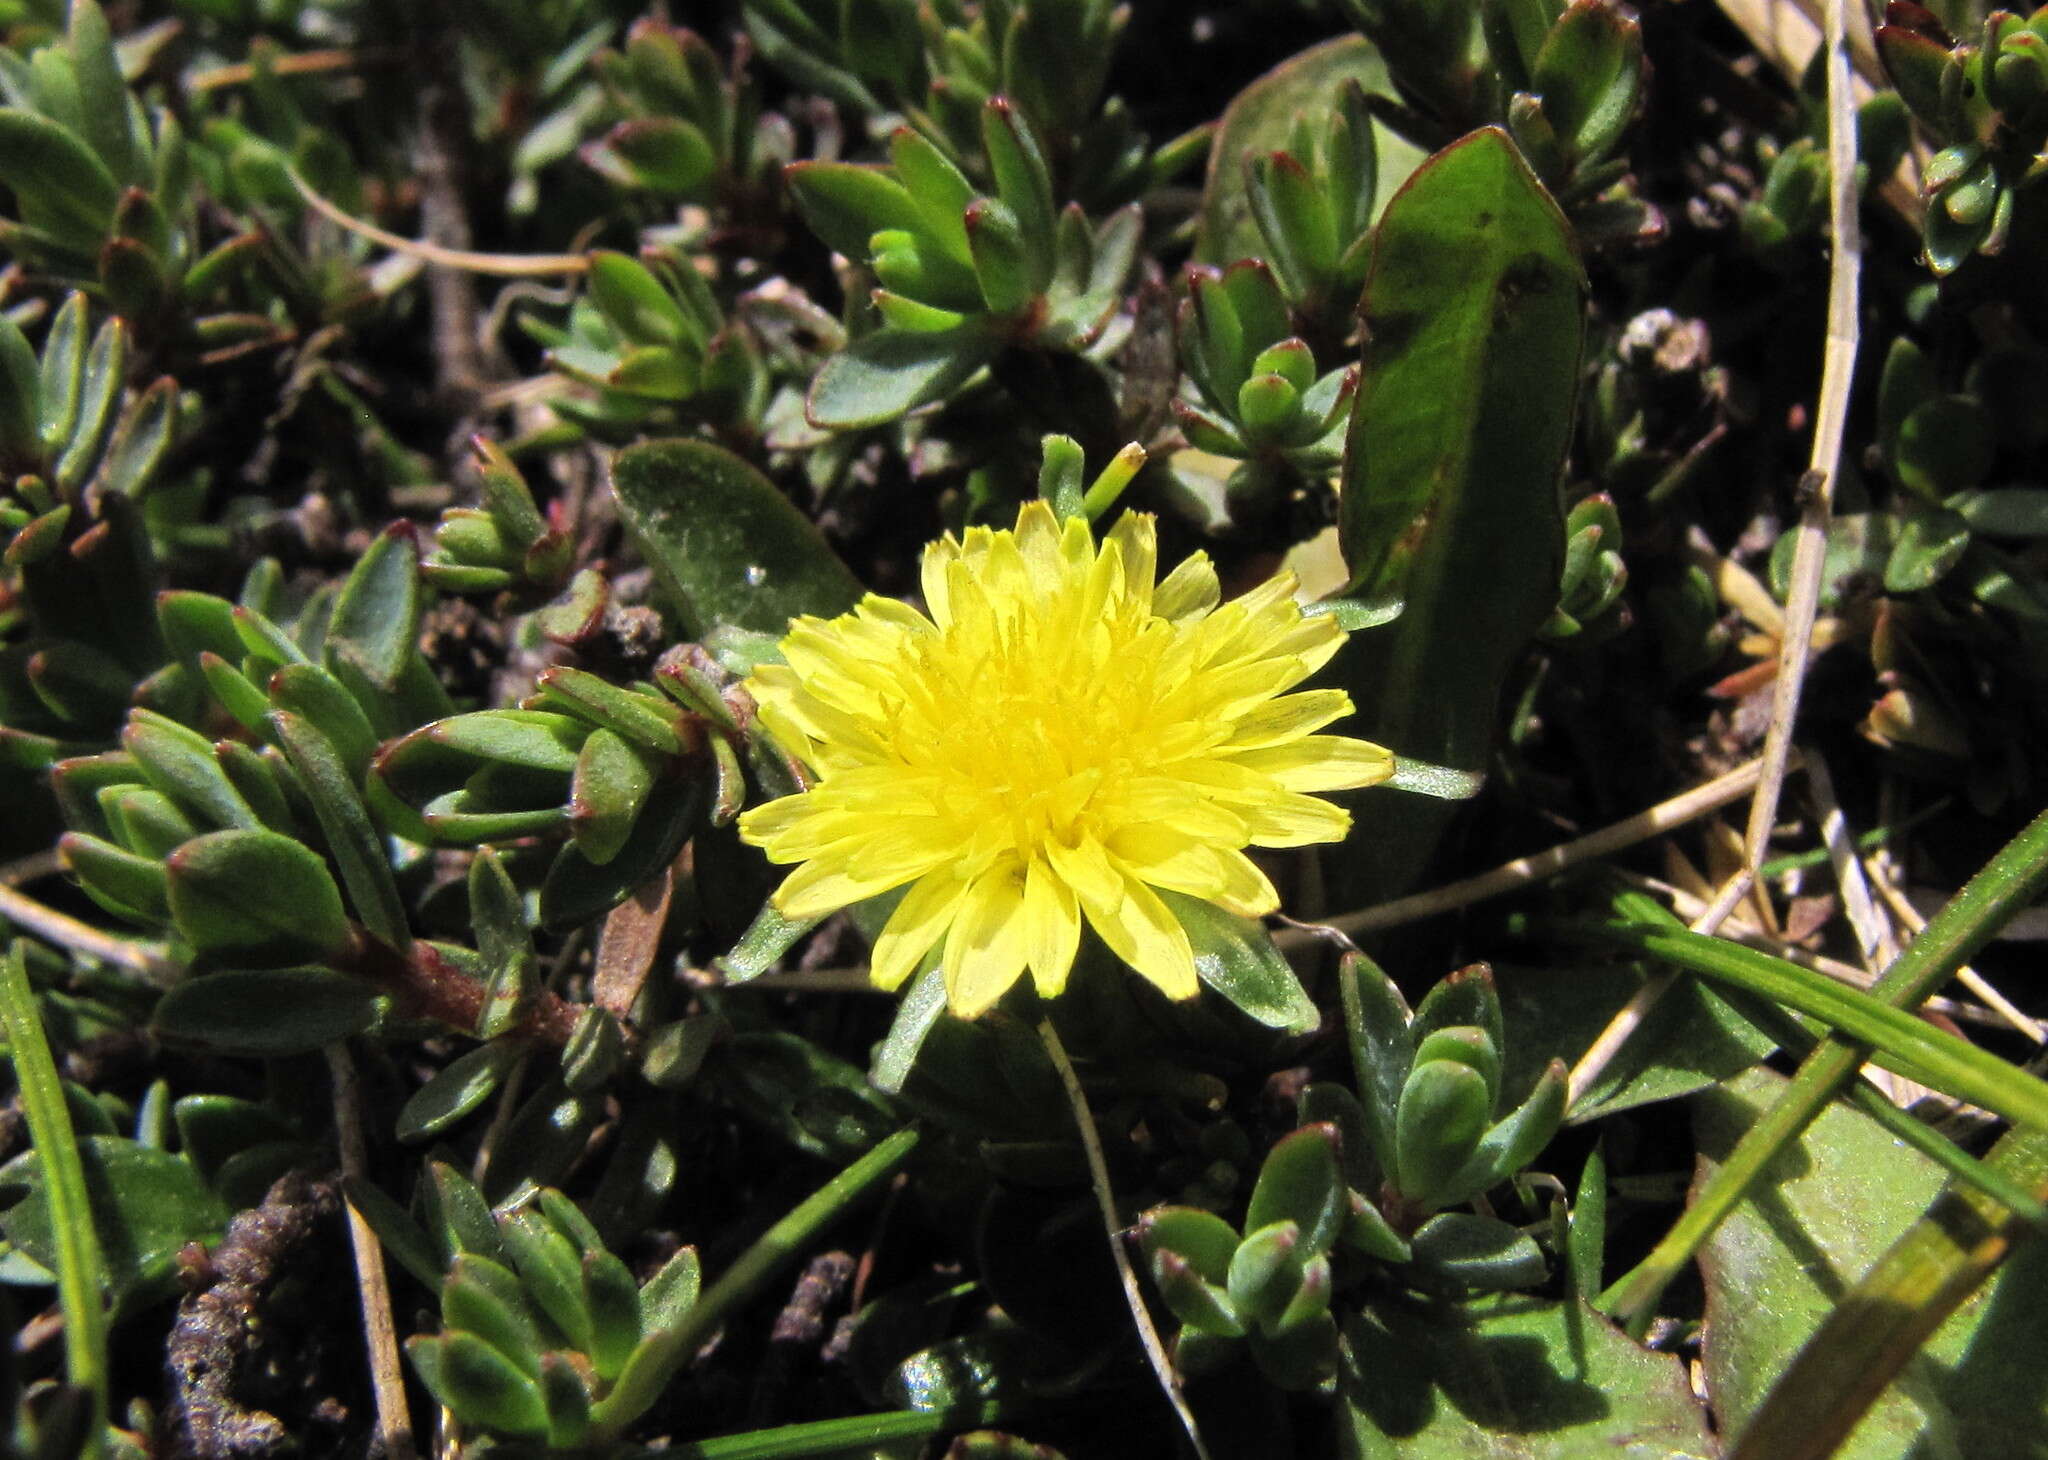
(1726, 1124, 2048, 1460)
(0, 941, 108, 1454)
(1585, 920, 2048, 1130)
(1597, 803, 2048, 1331)
(637, 1402, 1010, 1459)
(590, 1126, 921, 1440)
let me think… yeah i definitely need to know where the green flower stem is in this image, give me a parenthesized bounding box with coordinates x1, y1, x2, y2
(1037, 1017, 1214, 1460)
(1599, 803, 2048, 1333)
(636, 1401, 1010, 1459)
(0, 942, 107, 1454)
(590, 1126, 921, 1439)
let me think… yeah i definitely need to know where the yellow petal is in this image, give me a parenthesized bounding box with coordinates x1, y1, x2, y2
(1154, 551, 1221, 622)
(1084, 871, 1198, 1001)
(1242, 792, 1353, 848)
(1105, 512, 1157, 614)
(1044, 833, 1128, 913)
(1226, 735, 1395, 792)
(921, 534, 961, 626)
(774, 854, 924, 920)
(870, 871, 971, 991)
(1022, 855, 1082, 997)
(943, 863, 1029, 1017)
(1222, 688, 1355, 749)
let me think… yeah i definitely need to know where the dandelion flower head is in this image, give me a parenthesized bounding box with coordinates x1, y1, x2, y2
(738, 501, 1393, 1018)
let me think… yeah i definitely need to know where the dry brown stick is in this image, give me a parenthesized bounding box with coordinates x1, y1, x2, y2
(187, 47, 401, 92)
(290, 171, 589, 276)
(1286, 757, 1772, 946)
(326, 1044, 418, 1460)
(411, 13, 485, 399)
(1735, 0, 1864, 891)
(1806, 745, 1898, 972)
(0, 883, 176, 984)
(1571, 0, 1866, 1105)
(1863, 859, 2045, 1043)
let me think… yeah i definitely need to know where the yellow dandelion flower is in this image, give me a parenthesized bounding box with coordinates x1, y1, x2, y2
(737, 501, 1394, 1018)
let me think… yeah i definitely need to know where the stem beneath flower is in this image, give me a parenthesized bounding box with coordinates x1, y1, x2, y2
(1037, 1018, 1213, 1460)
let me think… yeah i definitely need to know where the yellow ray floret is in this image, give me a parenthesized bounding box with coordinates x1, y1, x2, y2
(737, 501, 1393, 1018)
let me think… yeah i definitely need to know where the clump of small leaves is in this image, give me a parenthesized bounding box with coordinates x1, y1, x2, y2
(8, 3, 2048, 1459)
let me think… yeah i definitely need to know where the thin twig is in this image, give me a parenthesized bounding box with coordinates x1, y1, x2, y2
(1573, 0, 1864, 1110)
(1806, 746, 1898, 971)
(0, 883, 177, 984)
(1736, 0, 1863, 893)
(1865, 860, 2044, 1044)
(0, 850, 62, 886)
(1037, 1019, 1212, 1460)
(326, 1044, 418, 1460)
(290, 171, 589, 276)
(1281, 757, 1773, 947)
(187, 47, 400, 93)
(410, 10, 486, 398)
(1567, 866, 1762, 1107)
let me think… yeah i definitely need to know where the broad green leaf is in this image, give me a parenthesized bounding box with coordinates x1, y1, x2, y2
(610, 438, 861, 638)
(0, 108, 121, 247)
(1340, 1292, 1714, 1457)
(326, 523, 422, 691)
(151, 968, 383, 1054)
(0, 1135, 227, 1317)
(165, 829, 351, 965)
(1696, 1068, 2048, 1458)
(1196, 35, 1424, 264)
(1496, 961, 1775, 1120)
(1724, 1123, 2048, 1460)
(804, 325, 999, 431)
(397, 1040, 524, 1143)
(1333, 126, 1583, 905)
(1161, 889, 1318, 1033)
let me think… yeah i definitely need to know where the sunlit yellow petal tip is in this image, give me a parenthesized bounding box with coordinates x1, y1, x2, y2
(738, 501, 1389, 1018)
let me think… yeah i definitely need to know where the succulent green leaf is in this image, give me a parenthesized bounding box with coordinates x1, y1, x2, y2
(0, 108, 122, 247)
(59, 831, 169, 924)
(271, 709, 412, 951)
(804, 323, 999, 431)
(397, 1040, 524, 1144)
(1394, 1060, 1491, 1208)
(326, 523, 422, 692)
(1245, 1124, 1348, 1257)
(442, 1256, 547, 1380)
(151, 968, 383, 1055)
(414, 1331, 549, 1438)
(1226, 1220, 1307, 1331)
(164, 828, 350, 965)
(784, 161, 925, 261)
(639, 1244, 702, 1335)
(1197, 35, 1423, 265)
(1409, 1211, 1548, 1290)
